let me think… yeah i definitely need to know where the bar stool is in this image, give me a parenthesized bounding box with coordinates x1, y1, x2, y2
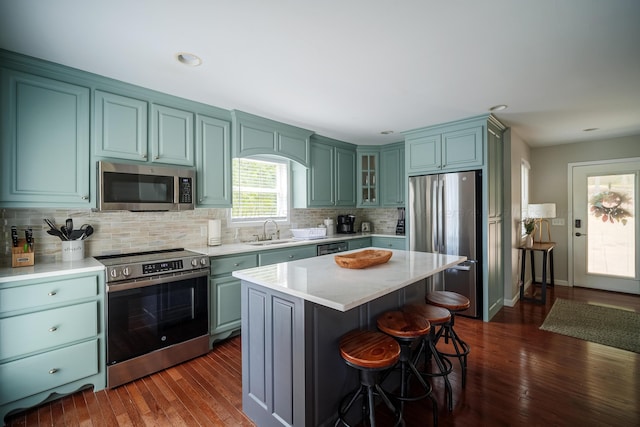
(404, 303, 454, 411)
(377, 310, 438, 426)
(336, 329, 402, 427)
(425, 291, 471, 387)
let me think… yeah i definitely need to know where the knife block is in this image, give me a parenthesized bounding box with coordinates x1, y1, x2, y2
(12, 238, 35, 268)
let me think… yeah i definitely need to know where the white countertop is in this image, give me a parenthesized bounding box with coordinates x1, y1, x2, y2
(232, 248, 465, 312)
(190, 233, 404, 257)
(0, 257, 105, 283)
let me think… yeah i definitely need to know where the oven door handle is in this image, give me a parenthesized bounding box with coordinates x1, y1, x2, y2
(107, 269, 209, 292)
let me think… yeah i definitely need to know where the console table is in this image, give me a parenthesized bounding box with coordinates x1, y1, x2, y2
(518, 242, 555, 304)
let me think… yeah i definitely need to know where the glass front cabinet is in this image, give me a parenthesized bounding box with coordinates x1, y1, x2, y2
(358, 150, 379, 207)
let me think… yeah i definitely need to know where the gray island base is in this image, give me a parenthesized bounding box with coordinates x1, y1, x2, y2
(233, 248, 465, 426)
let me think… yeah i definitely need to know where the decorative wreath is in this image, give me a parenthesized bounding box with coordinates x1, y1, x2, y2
(589, 191, 633, 225)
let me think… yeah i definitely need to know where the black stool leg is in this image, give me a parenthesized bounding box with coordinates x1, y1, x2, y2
(435, 315, 470, 387)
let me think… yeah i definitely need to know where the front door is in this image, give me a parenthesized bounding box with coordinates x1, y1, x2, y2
(570, 159, 640, 294)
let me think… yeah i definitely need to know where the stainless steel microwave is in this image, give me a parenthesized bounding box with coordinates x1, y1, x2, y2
(98, 161, 195, 211)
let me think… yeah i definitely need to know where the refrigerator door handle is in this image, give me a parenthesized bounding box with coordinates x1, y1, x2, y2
(438, 177, 445, 253)
(431, 178, 438, 252)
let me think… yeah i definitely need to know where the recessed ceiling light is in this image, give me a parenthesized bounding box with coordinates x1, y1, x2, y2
(489, 104, 508, 112)
(176, 52, 202, 67)
(380, 130, 394, 135)
(583, 128, 599, 132)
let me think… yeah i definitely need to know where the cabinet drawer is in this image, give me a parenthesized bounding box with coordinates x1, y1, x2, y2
(0, 339, 98, 405)
(0, 301, 97, 360)
(372, 237, 406, 250)
(210, 254, 258, 276)
(0, 275, 98, 313)
(259, 245, 317, 266)
(347, 238, 371, 251)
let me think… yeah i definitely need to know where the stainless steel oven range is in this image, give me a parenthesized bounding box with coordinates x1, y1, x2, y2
(95, 249, 210, 388)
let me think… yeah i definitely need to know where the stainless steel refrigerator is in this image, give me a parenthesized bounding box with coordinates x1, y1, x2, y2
(408, 170, 481, 318)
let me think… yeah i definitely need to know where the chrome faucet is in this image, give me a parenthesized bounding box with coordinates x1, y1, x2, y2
(263, 219, 280, 241)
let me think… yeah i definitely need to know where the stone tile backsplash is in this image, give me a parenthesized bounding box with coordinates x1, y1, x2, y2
(1, 207, 403, 266)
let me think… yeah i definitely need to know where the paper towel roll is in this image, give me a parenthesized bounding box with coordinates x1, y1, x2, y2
(208, 219, 222, 246)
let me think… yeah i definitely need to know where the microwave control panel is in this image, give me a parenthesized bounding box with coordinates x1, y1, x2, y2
(179, 177, 193, 203)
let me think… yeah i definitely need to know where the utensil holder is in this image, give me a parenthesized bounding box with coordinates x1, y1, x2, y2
(62, 240, 84, 261)
(12, 238, 35, 268)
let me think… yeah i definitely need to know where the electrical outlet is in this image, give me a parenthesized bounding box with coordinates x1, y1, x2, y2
(551, 218, 565, 226)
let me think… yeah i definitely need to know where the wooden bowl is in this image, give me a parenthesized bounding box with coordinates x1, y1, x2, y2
(334, 249, 392, 269)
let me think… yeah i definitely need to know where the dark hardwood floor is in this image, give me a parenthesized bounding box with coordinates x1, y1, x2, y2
(4, 286, 639, 426)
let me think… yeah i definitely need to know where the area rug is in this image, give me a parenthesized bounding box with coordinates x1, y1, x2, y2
(540, 298, 640, 353)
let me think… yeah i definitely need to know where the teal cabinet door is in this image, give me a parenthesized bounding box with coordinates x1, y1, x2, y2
(278, 129, 310, 167)
(308, 142, 335, 206)
(94, 90, 148, 161)
(150, 104, 194, 166)
(0, 69, 90, 207)
(232, 110, 312, 167)
(441, 125, 483, 170)
(380, 144, 405, 207)
(335, 147, 356, 206)
(211, 276, 242, 335)
(406, 132, 440, 174)
(196, 115, 232, 207)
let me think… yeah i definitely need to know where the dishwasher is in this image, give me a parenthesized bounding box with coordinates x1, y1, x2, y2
(317, 241, 348, 255)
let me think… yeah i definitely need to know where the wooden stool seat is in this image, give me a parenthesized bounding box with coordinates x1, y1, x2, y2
(377, 310, 431, 338)
(339, 329, 400, 369)
(426, 291, 470, 312)
(404, 303, 451, 325)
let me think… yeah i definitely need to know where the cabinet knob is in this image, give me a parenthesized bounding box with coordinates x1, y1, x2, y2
(154, 156, 159, 160)
(142, 154, 147, 159)
(81, 195, 88, 200)
(49, 368, 59, 374)
(234, 263, 240, 267)
(49, 326, 58, 332)
(48, 291, 57, 296)
(289, 255, 294, 258)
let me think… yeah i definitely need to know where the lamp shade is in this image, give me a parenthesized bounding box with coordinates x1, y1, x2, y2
(527, 203, 556, 218)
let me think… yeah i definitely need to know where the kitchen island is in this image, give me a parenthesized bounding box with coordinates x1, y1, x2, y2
(232, 248, 465, 427)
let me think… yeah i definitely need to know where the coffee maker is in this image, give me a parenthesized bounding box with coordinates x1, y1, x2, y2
(337, 214, 356, 234)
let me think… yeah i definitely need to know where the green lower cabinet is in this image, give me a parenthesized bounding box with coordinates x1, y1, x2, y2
(210, 253, 258, 344)
(0, 271, 105, 422)
(210, 276, 242, 340)
(347, 237, 371, 250)
(371, 236, 406, 250)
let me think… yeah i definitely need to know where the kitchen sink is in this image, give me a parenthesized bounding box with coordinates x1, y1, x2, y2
(246, 239, 296, 246)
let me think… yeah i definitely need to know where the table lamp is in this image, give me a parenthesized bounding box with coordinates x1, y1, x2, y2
(527, 203, 556, 243)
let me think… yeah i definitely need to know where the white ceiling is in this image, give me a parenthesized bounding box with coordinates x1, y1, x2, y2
(1, 0, 639, 147)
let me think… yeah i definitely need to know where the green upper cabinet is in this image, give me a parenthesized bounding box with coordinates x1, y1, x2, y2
(357, 148, 379, 207)
(232, 110, 312, 167)
(196, 115, 232, 207)
(380, 143, 405, 207)
(150, 104, 194, 166)
(94, 90, 148, 161)
(0, 68, 90, 207)
(293, 135, 356, 208)
(95, 94, 195, 166)
(404, 118, 484, 175)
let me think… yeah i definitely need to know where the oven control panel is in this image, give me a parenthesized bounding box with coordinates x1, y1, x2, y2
(143, 260, 183, 275)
